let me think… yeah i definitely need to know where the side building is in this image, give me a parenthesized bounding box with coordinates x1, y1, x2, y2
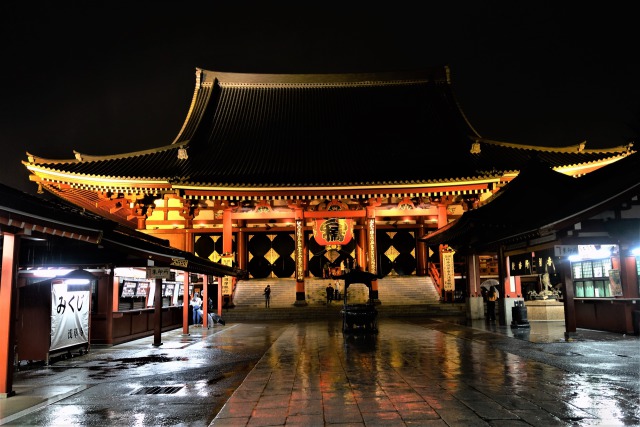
(0, 183, 245, 398)
(421, 153, 640, 336)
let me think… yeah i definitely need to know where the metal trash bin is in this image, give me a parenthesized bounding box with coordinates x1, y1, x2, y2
(633, 310, 640, 336)
(511, 300, 530, 328)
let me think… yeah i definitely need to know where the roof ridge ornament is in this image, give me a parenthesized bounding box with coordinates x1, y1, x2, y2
(177, 147, 188, 160)
(470, 141, 481, 154)
(578, 141, 586, 152)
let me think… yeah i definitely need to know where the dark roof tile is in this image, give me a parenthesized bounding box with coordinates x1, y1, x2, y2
(25, 67, 633, 192)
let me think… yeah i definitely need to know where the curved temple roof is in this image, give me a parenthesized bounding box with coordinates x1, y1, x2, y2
(24, 66, 634, 199)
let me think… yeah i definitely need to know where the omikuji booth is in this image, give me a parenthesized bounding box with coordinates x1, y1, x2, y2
(17, 270, 93, 364)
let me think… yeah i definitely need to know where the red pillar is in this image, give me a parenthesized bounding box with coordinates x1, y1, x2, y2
(294, 209, 307, 305)
(222, 207, 233, 255)
(467, 253, 480, 297)
(182, 273, 189, 335)
(222, 207, 234, 307)
(365, 208, 379, 302)
(416, 218, 426, 276)
(153, 277, 163, 347)
(237, 223, 246, 271)
(437, 202, 448, 228)
(560, 259, 577, 338)
(621, 255, 639, 298)
(218, 277, 223, 317)
(202, 276, 208, 328)
(357, 227, 366, 269)
(104, 272, 116, 345)
(0, 233, 19, 397)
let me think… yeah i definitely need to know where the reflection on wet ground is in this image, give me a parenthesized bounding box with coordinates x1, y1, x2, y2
(212, 319, 639, 426)
(1, 318, 638, 426)
(436, 316, 624, 343)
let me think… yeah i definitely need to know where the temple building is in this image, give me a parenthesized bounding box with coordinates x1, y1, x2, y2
(421, 153, 640, 336)
(23, 66, 634, 307)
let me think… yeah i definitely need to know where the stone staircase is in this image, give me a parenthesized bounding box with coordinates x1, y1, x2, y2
(377, 275, 442, 304)
(232, 278, 296, 308)
(223, 276, 465, 321)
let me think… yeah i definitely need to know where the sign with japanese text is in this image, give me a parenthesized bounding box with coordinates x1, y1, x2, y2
(313, 218, 354, 246)
(442, 251, 455, 291)
(171, 258, 188, 268)
(554, 245, 579, 257)
(146, 266, 170, 279)
(50, 280, 90, 352)
(509, 252, 535, 276)
(221, 276, 232, 296)
(220, 254, 234, 295)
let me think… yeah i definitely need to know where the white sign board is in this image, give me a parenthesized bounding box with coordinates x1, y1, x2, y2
(554, 245, 578, 256)
(50, 281, 90, 352)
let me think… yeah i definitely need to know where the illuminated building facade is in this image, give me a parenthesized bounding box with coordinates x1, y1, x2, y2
(23, 67, 634, 305)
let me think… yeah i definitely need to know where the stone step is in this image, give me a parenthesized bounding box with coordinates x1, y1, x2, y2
(224, 276, 460, 322)
(232, 276, 442, 308)
(219, 302, 466, 322)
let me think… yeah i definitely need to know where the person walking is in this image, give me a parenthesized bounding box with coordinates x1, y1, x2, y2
(486, 285, 499, 321)
(263, 284, 271, 308)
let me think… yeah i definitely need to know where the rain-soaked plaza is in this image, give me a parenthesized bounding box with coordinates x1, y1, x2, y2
(1, 317, 638, 426)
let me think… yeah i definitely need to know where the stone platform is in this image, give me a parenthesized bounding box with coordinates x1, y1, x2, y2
(526, 299, 564, 321)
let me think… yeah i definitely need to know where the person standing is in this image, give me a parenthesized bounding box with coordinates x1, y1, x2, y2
(326, 283, 334, 304)
(190, 292, 202, 326)
(263, 284, 271, 308)
(486, 285, 499, 321)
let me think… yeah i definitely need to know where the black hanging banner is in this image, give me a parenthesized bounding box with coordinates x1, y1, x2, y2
(509, 252, 535, 276)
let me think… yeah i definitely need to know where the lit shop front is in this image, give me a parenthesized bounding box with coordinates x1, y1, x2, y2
(0, 182, 244, 398)
(563, 244, 640, 334)
(16, 270, 93, 364)
(505, 243, 640, 334)
(16, 266, 215, 361)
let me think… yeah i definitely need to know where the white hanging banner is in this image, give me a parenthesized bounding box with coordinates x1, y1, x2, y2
(50, 280, 90, 352)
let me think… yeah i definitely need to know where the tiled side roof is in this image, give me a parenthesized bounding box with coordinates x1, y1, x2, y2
(471, 140, 632, 175)
(421, 151, 640, 250)
(24, 67, 634, 192)
(0, 183, 246, 277)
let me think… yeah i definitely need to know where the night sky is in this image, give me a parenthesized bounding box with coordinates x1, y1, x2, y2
(2, 3, 639, 194)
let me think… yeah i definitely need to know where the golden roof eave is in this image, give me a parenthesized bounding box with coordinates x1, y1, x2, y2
(25, 142, 186, 165)
(477, 138, 634, 154)
(26, 165, 172, 191)
(174, 176, 502, 193)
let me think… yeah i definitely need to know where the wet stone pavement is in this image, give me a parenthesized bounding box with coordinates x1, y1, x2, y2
(1, 323, 288, 426)
(1, 318, 639, 426)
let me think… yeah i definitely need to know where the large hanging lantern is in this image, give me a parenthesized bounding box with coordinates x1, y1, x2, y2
(313, 218, 353, 246)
